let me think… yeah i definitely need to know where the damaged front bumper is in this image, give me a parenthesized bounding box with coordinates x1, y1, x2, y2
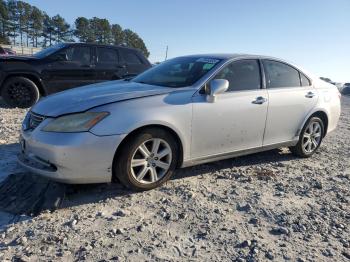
(18, 129, 126, 184)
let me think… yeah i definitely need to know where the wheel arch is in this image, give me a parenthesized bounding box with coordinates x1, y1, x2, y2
(1, 73, 47, 96)
(299, 110, 329, 137)
(311, 111, 328, 136)
(112, 124, 185, 174)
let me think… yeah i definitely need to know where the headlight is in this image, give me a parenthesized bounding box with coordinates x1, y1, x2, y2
(42, 112, 109, 133)
(22, 111, 31, 130)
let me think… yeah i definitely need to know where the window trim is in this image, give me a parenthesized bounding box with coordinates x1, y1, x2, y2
(200, 58, 264, 94)
(261, 59, 313, 89)
(299, 71, 312, 87)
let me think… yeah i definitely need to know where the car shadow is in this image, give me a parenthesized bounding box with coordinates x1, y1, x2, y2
(0, 143, 24, 182)
(174, 148, 296, 180)
(61, 148, 296, 209)
(0, 141, 298, 227)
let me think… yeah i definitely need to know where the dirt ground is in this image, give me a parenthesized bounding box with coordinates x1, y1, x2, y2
(0, 96, 349, 261)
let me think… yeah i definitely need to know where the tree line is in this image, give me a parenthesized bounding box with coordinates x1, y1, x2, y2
(0, 0, 149, 57)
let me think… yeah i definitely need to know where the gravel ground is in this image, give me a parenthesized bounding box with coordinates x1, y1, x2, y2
(0, 96, 349, 262)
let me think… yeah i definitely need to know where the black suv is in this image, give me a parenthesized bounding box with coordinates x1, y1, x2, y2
(0, 43, 151, 108)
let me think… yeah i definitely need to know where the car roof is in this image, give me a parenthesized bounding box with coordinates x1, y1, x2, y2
(179, 53, 289, 62)
(64, 42, 140, 52)
(178, 53, 316, 80)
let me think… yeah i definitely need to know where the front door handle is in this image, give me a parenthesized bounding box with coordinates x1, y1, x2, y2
(252, 96, 268, 104)
(305, 91, 315, 98)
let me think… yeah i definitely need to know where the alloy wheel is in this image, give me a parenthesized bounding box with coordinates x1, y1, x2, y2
(302, 121, 322, 153)
(130, 138, 172, 184)
(6, 82, 32, 105)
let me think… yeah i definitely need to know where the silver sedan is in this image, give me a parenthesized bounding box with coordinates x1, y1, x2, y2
(18, 54, 341, 190)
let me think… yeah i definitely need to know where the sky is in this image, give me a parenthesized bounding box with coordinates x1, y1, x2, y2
(25, 0, 350, 82)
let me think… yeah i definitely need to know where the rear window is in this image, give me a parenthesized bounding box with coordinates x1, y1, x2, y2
(263, 60, 301, 88)
(120, 50, 143, 64)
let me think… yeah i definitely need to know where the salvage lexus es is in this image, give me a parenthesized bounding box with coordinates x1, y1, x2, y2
(18, 54, 341, 190)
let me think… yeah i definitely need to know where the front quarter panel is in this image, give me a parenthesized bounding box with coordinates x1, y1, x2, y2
(89, 89, 195, 161)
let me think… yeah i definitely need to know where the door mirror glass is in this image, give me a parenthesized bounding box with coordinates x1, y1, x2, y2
(206, 79, 229, 103)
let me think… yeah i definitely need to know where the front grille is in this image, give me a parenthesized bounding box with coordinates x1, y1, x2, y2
(28, 112, 45, 130)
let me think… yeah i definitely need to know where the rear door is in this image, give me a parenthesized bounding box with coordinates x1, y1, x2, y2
(94, 46, 127, 83)
(262, 59, 318, 145)
(191, 59, 268, 158)
(119, 49, 149, 77)
(42, 45, 95, 93)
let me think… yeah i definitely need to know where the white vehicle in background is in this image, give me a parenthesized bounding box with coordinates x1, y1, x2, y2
(341, 83, 350, 95)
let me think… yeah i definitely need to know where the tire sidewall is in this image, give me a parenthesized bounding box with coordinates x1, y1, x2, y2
(1, 77, 40, 108)
(115, 128, 179, 190)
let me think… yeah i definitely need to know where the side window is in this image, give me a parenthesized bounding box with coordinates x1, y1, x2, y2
(263, 60, 301, 88)
(120, 50, 143, 65)
(57, 46, 91, 65)
(300, 72, 311, 86)
(214, 59, 261, 92)
(96, 47, 118, 64)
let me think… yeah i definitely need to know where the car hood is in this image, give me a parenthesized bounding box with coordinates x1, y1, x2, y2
(31, 80, 177, 117)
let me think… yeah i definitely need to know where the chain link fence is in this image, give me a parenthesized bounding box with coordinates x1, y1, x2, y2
(1, 44, 42, 55)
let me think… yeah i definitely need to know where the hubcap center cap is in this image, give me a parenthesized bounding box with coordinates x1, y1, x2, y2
(147, 157, 156, 164)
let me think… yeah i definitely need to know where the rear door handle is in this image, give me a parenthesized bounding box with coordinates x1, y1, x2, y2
(252, 96, 268, 104)
(305, 91, 316, 98)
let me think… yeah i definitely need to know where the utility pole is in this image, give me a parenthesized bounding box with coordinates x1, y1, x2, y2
(164, 45, 168, 61)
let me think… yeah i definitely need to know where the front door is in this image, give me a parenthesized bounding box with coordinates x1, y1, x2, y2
(262, 59, 318, 145)
(42, 45, 95, 93)
(191, 59, 268, 159)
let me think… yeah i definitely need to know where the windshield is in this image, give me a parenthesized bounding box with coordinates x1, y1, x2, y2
(132, 57, 222, 87)
(34, 43, 66, 58)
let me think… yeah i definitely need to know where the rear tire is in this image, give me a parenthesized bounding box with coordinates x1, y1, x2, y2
(113, 128, 179, 191)
(1, 76, 40, 108)
(290, 116, 324, 158)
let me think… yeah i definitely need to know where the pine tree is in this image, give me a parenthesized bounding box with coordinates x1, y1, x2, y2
(29, 6, 43, 47)
(74, 17, 91, 42)
(123, 29, 149, 57)
(42, 13, 54, 47)
(0, 0, 150, 56)
(16, 1, 31, 46)
(111, 24, 124, 45)
(0, 0, 10, 44)
(51, 14, 71, 43)
(6, 0, 18, 45)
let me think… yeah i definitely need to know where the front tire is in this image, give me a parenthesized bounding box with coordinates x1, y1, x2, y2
(113, 128, 179, 191)
(1, 76, 40, 108)
(290, 116, 324, 158)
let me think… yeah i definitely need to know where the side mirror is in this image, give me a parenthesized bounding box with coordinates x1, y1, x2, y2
(206, 79, 229, 103)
